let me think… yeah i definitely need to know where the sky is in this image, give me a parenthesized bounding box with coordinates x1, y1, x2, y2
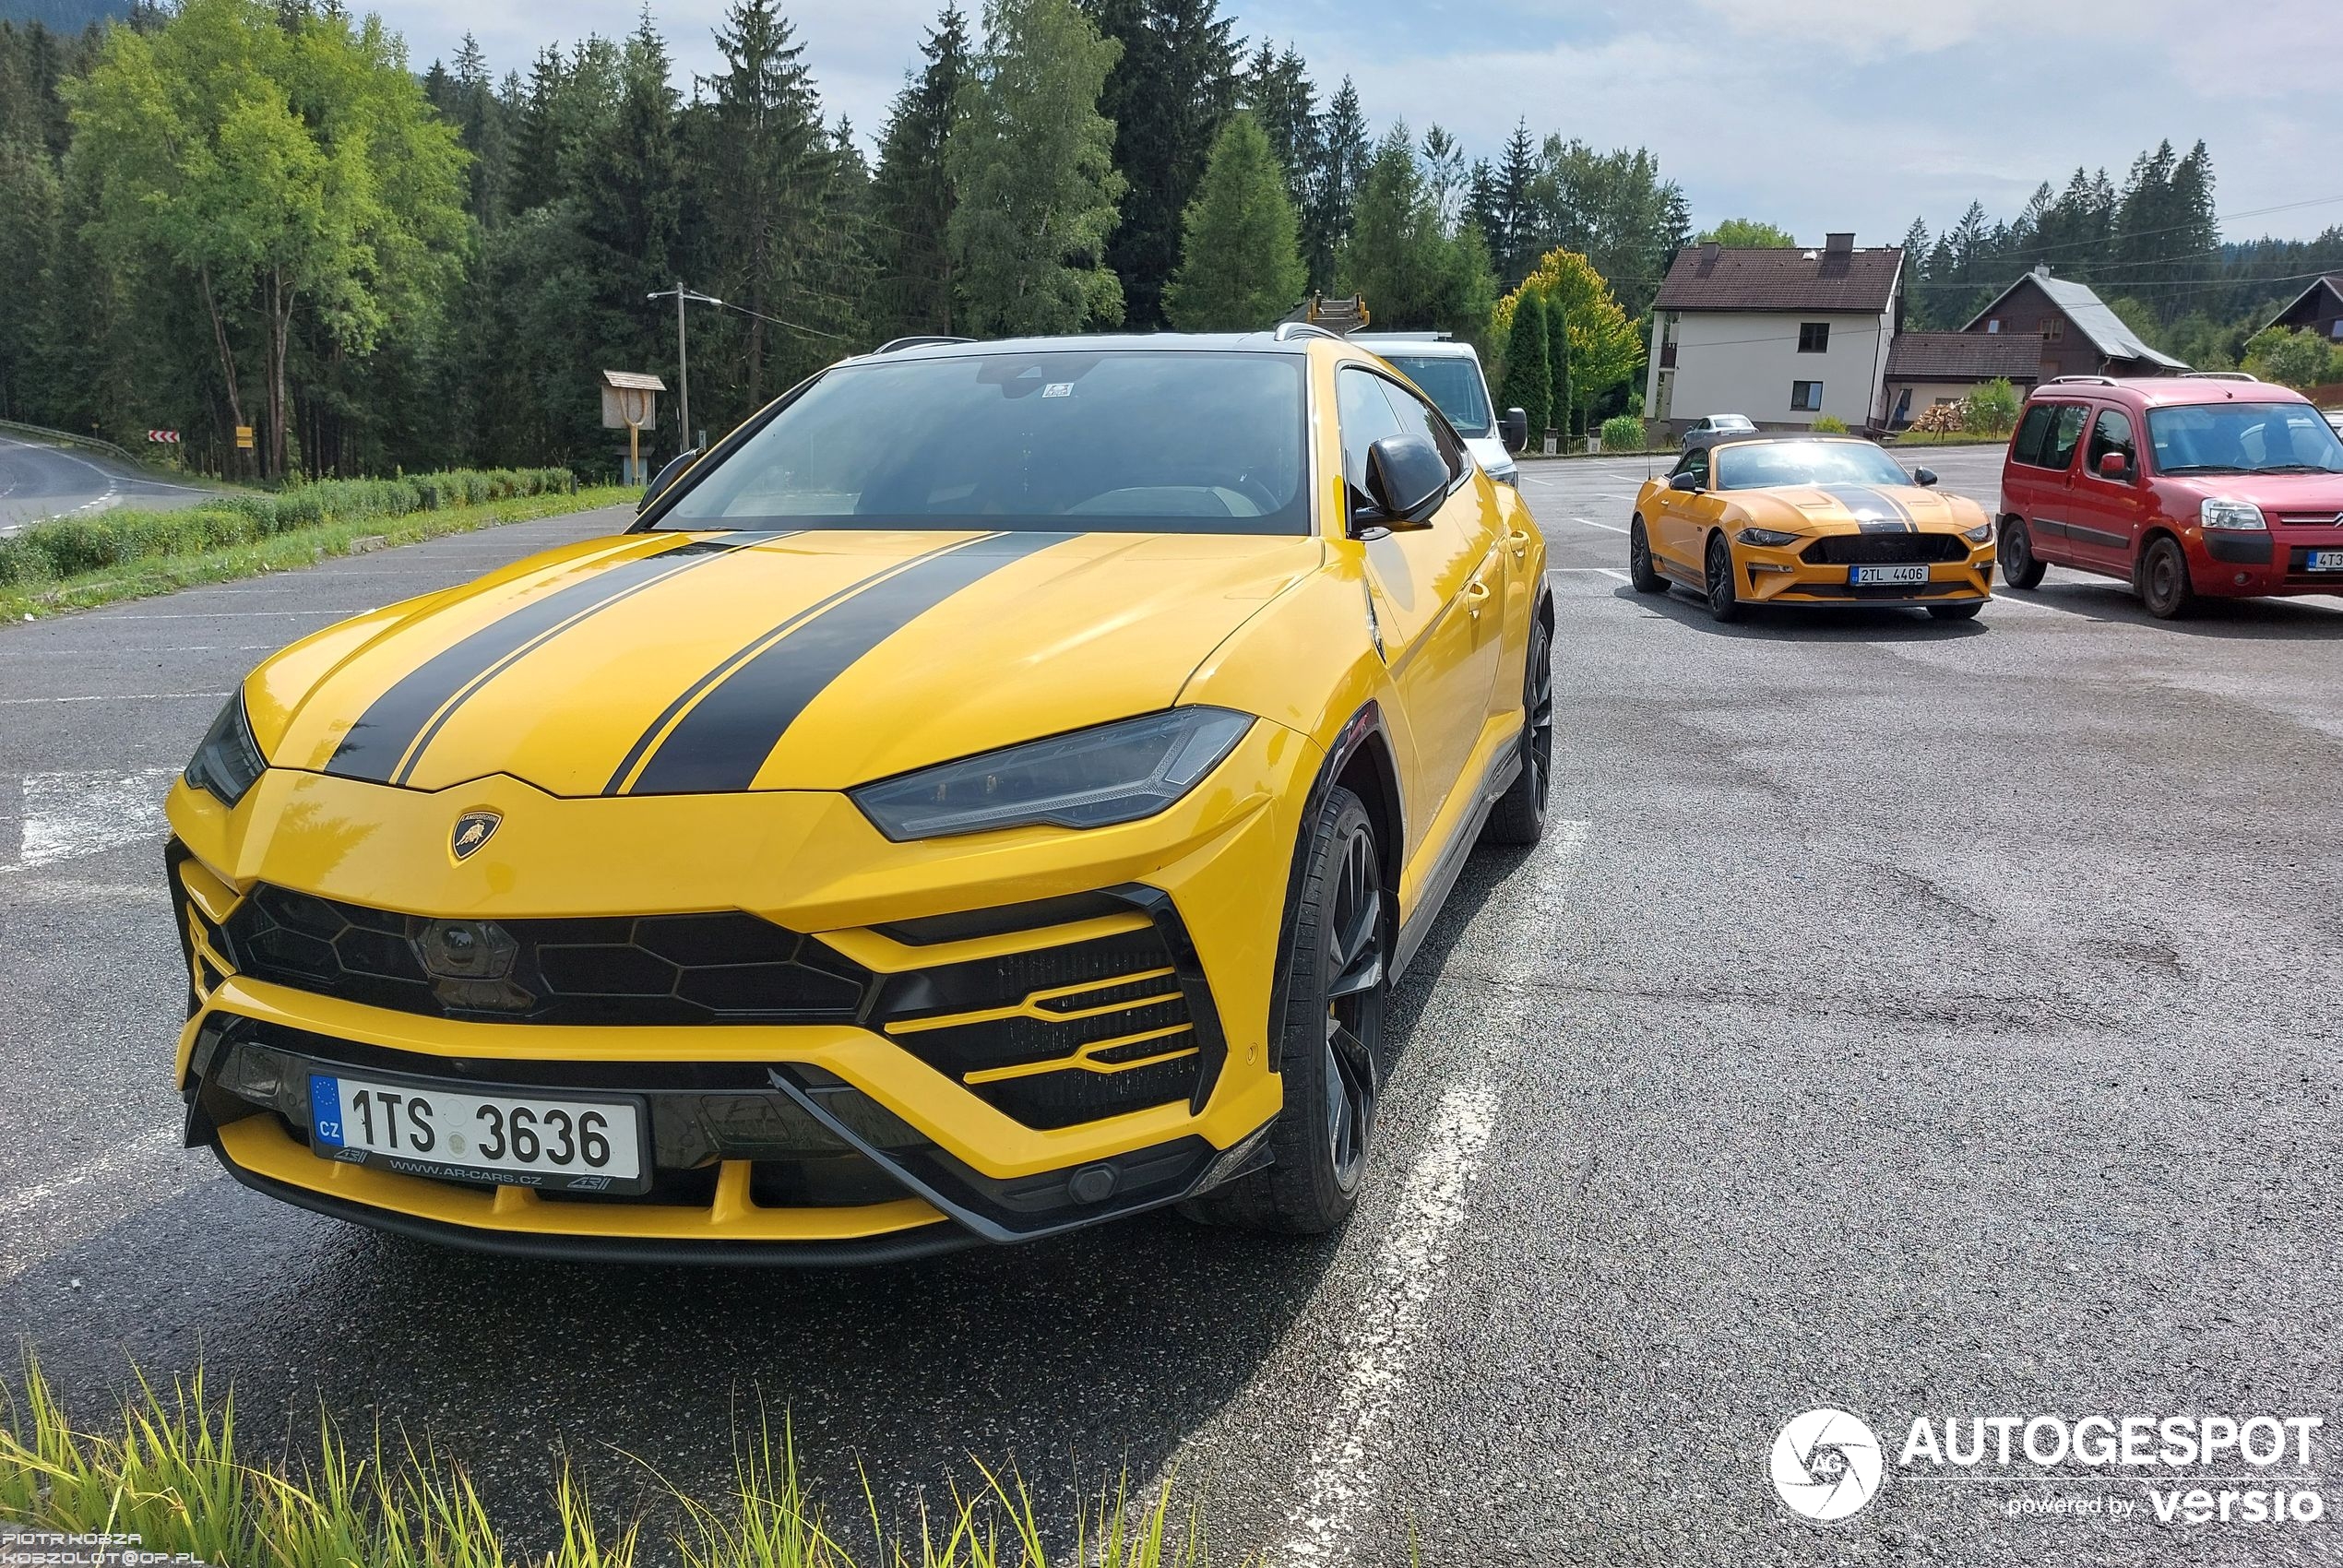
(378, 0, 2343, 249)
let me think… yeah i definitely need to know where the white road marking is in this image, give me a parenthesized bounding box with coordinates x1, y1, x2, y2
(1568, 516, 1629, 533)
(1276, 819, 1591, 1562)
(1279, 1079, 1501, 1562)
(0, 1127, 184, 1223)
(0, 691, 227, 705)
(6, 767, 180, 871)
(1596, 567, 1631, 581)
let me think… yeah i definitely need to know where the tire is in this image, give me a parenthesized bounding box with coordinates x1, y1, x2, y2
(1483, 609, 1552, 847)
(2140, 536, 2193, 619)
(1998, 516, 2047, 588)
(1627, 517, 1668, 593)
(1188, 786, 1386, 1235)
(1927, 601, 1984, 622)
(1703, 530, 1742, 623)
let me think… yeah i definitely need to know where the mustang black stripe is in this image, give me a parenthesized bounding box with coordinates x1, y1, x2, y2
(1821, 485, 1915, 533)
(326, 535, 767, 785)
(621, 531, 1071, 797)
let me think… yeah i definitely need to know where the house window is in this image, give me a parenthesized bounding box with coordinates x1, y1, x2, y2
(1791, 381, 1825, 412)
(1985, 318, 2003, 334)
(1798, 322, 1830, 353)
(2040, 317, 2064, 341)
(2330, 319, 2342, 340)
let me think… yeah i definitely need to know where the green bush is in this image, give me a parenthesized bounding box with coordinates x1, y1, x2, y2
(1599, 414, 1647, 452)
(2, 466, 578, 587)
(1963, 377, 2020, 435)
(1812, 414, 1849, 434)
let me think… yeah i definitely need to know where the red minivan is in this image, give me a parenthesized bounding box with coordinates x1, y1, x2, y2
(1996, 374, 2343, 617)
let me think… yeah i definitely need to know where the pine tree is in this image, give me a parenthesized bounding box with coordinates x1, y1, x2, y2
(948, 0, 1126, 335)
(1336, 128, 1493, 339)
(869, 6, 969, 339)
(450, 32, 509, 228)
(1465, 157, 1500, 250)
(1238, 41, 1316, 220)
(1084, 0, 1239, 328)
(1497, 288, 1549, 439)
(1306, 77, 1366, 291)
(1494, 118, 1536, 282)
(1163, 112, 1303, 330)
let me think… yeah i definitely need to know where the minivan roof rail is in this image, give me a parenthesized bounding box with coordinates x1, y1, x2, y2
(2047, 374, 2118, 386)
(1273, 321, 1344, 343)
(874, 335, 972, 353)
(2182, 370, 2260, 382)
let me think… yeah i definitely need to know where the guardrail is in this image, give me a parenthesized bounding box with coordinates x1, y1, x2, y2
(0, 417, 141, 465)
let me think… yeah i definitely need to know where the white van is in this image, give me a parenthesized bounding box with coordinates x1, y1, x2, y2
(1352, 334, 1523, 486)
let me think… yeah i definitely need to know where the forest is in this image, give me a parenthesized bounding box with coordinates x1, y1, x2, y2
(0, 0, 2335, 481)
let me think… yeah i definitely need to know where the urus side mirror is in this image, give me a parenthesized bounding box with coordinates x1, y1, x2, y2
(1351, 434, 1449, 538)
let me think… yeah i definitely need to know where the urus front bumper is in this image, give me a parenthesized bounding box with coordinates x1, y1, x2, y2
(162, 726, 1309, 1261)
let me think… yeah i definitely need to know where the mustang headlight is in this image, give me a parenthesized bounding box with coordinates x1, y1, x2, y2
(184, 693, 267, 806)
(850, 707, 1255, 841)
(2199, 498, 2266, 531)
(1735, 527, 1801, 548)
(1962, 518, 1995, 543)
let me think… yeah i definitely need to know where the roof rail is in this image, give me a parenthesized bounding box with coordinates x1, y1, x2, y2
(2046, 374, 2118, 386)
(874, 335, 972, 353)
(1273, 321, 1344, 343)
(2182, 370, 2259, 382)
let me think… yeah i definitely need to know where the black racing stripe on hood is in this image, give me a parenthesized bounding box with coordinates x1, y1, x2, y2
(1821, 485, 1914, 533)
(325, 535, 767, 786)
(618, 531, 1072, 797)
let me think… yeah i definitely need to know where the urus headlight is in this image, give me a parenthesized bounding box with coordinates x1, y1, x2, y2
(2200, 498, 2266, 531)
(1735, 526, 1801, 547)
(851, 707, 1254, 841)
(184, 693, 267, 806)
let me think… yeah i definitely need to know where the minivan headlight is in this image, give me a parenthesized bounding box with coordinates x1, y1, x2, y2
(850, 707, 1255, 841)
(2200, 498, 2266, 531)
(184, 694, 267, 806)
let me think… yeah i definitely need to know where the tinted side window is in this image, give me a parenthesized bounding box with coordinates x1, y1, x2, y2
(1337, 367, 1407, 493)
(2087, 409, 2135, 473)
(1379, 376, 1468, 481)
(2023, 403, 2087, 471)
(2011, 403, 2055, 465)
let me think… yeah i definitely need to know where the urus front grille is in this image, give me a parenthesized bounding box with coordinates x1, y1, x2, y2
(870, 910, 1216, 1131)
(220, 885, 866, 1025)
(1801, 533, 1969, 564)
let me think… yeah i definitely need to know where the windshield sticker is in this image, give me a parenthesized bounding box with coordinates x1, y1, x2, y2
(1042, 383, 1074, 398)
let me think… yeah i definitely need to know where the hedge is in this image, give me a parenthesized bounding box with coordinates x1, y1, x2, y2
(0, 468, 575, 588)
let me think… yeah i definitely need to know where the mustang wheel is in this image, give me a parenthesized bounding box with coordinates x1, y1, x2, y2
(1192, 785, 1385, 1234)
(1627, 517, 1668, 594)
(1999, 517, 2046, 588)
(2140, 536, 2194, 619)
(1484, 610, 1552, 847)
(1703, 531, 1742, 623)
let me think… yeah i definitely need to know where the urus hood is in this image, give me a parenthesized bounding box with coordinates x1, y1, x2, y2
(1742, 483, 1981, 532)
(253, 529, 1322, 798)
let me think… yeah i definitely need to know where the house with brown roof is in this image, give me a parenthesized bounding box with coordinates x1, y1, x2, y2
(1959, 267, 2187, 378)
(1882, 333, 2043, 428)
(2259, 274, 2343, 343)
(1645, 232, 1904, 436)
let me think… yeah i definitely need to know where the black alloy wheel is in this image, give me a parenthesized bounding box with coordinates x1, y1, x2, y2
(1999, 516, 2046, 588)
(1627, 517, 1668, 593)
(2140, 536, 2194, 619)
(1704, 531, 1742, 622)
(1485, 610, 1552, 847)
(1187, 786, 1386, 1234)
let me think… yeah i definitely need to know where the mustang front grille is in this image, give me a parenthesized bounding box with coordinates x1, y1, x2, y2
(1801, 534, 1969, 564)
(220, 885, 867, 1025)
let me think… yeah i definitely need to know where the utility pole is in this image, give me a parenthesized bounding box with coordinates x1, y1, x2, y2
(647, 280, 721, 452)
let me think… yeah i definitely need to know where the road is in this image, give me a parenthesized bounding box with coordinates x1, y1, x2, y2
(0, 430, 223, 535)
(3, 462, 2341, 1565)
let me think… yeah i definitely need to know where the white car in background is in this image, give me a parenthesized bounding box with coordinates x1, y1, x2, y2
(1680, 413, 1757, 452)
(1354, 333, 1524, 486)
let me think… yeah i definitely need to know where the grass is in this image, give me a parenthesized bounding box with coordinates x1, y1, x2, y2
(1, 483, 635, 623)
(1, 1351, 1219, 1568)
(1886, 429, 2008, 448)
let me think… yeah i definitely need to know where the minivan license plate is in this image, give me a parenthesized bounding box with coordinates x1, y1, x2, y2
(2309, 550, 2343, 573)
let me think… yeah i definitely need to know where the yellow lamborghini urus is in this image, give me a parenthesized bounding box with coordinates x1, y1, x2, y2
(166, 330, 1552, 1262)
(1627, 435, 1994, 621)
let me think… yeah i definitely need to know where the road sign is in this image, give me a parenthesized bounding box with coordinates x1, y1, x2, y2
(147, 430, 180, 444)
(235, 426, 255, 450)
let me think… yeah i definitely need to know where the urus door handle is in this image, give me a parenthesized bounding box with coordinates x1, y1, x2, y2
(1507, 529, 1531, 557)
(1465, 579, 1493, 617)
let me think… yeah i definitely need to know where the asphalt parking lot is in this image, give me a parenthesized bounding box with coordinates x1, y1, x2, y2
(4, 454, 2341, 1565)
